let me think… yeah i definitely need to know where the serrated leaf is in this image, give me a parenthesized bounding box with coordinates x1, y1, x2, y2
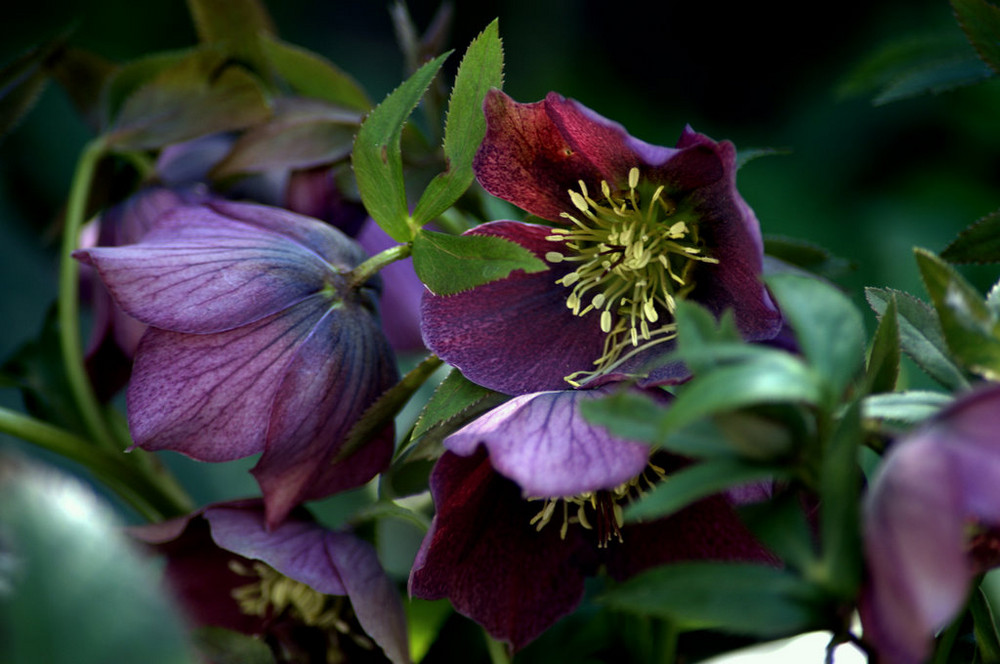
(941, 208, 1000, 264)
(866, 287, 969, 390)
(953, 0, 1000, 73)
(411, 228, 547, 295)
(766, 273, 865, 404)
(336, 354, 443, 464)
(866, 294, 900, 394)
(624, 457, 786, 522)
(819, 401, 862, 598)
(764, 235, 851, 279)
(599, 562, 824, 637)
(862, 390, 953, 423)
(106, 49, 271, 151)
(838, 33, 972, 98)
(0, 37, 60, 142)
(874, 55, 993, 105)
(352, 53, 449, 242)
(258, 34, 370, 111)
(915, 247, 1000, 380)
(411, 19, 503, 227)
(187, 0, 275, 76)
(211, 100, 360, 177)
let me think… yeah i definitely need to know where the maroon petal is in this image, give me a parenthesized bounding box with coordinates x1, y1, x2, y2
(420, 221, 605, 395)
(445, 389, 650, 497)
(127, 294, 333, 460)
(252, 303, 399, 527)
(409, 450, 599, 651)
(473, 90, 610, 222)
(75, 202, 366, 334)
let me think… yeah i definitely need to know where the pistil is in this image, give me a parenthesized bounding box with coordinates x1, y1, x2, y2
(545, 167, 717, 385)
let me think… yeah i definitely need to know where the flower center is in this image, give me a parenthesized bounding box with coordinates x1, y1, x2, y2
(545, 167, 718, 386)
(527, 461, 665, 548)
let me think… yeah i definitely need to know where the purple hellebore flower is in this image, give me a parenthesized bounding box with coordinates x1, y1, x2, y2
(132, 500, 411, 664)
(409, 388, 776, 650)
(74, 200, 399, 527)
(861, 384, 1000, 664)
(421, 90, 782, 395)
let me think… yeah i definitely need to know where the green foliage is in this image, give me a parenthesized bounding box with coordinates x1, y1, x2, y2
(818, 402, 862, 599)
(765, 273, 865, 405)
(764, 236, 852, 280)
(953, 0, 1000, 73)
(862, 390, 953, 424)
(185, 0, 275, 77)
(866, 287, 969, 390)
(0, 458, 194, 664)
(866, 294, 901, 394)
(599, 562, 825, 638)
(411, 228, 547, 295)
(941, 209, 1000, 264)
(352, 52, 449, 242)
(915, 247, 1000, 380)
(411, 19, 504, 228)
(258, 35, 370, 111)
(0, 36, 62, 143)
(105, 48, 272, 151)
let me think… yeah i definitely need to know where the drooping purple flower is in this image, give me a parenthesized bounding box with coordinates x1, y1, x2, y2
(132, 500, 411, 664)
(74, 200, 399, 526)
(409, 388, 775, 650)
(421, 90, 782, 395)
(861, 384, 1000, 664)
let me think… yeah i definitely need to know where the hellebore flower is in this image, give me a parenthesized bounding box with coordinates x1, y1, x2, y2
(133, 500, 411, 664)
(74, 200, 399, 526)
(861, 384, 1000, 664)
(421, 90, 782, 395)
(409, 388, 775, 650)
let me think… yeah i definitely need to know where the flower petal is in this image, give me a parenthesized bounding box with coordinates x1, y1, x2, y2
(75, 201, 366, 334)
(420, 220, 605, 395)
(445, 389, 651, 497)
(127, 294, 333, 460)
(252, 302, 399, 527)
(409, 450, 598, 651)
(203, 503, 412, 664)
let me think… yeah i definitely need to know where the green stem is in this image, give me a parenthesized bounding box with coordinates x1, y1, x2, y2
(58, 137, 117, 451)
(348, 243, 412, 289)
(0, 406, 191, 520)
(657, 618, 679, 664)
(483, 630, 510, 664)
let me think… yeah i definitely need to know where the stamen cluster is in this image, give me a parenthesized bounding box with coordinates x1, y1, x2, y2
(545, 167, 718, 385)
(528, 461, 666, 547)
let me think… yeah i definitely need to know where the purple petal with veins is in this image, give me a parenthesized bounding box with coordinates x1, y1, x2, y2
(445, 389, 651, 497)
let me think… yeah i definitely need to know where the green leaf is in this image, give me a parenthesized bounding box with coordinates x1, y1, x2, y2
(764, 235, 851, 280)
(210, 100, 360, 177)
(624, 457, 786, 522)
(866, 294, 900, 394)
(874, 55, 993, 105)
(953, 0, 1000, 73)
(866, 287, 969, 390)
(765, 273, 865, 403)
(838, 33, 975, 98)
(336, 354, 444, 464)
(352, 52, 449, 242)
(0, 457, 194, 664)
(656, 350, 822, 435)
(915, 247, 1000, 380)
(818, 402, 862, 598)
(671, 300, 742, 375)
(971, 586, 1000, 663)
(941, 208, 1000, 264)
(102, 48, 194, 123)
(47, 47, 117, 132)
(599, 562, 824, 637)
(106, 49, 272, 151)
(411, 19, 504, 228)
(186, 0, 274, 76)
(988, 277, 1000, 315)
(258, 34, 370, 111)
(411, 228, 547, 295)
(739, 494, 818, 575)
(735, 146, 790, 170)
(862, 390, 952, 423)
(0, 37, 60, 142)
(191, 627, 274, 664)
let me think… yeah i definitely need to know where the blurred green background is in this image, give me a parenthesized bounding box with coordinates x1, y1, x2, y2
(1, 0, 999, 503)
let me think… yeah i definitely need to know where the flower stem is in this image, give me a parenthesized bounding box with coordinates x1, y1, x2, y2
(58, 137, 117, 451)
(483, 631, 510, 664)
(348, 243, 412, 290)
(0, 406, 191, 520)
